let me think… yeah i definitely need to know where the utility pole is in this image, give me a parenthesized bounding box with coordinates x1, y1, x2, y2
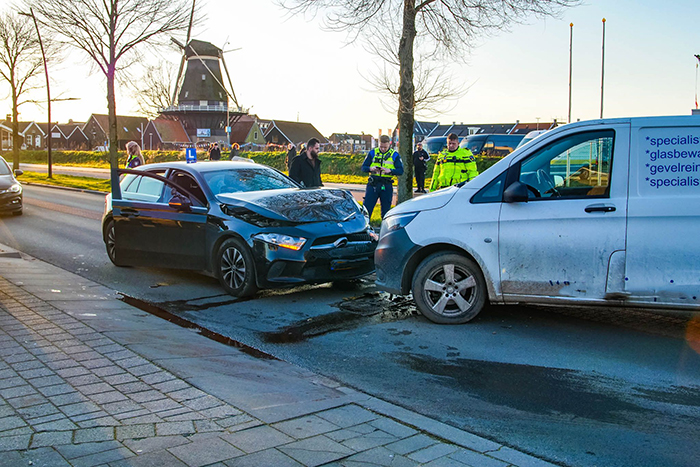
(568, 23, 573, 124)
(600, 18, 606, 119)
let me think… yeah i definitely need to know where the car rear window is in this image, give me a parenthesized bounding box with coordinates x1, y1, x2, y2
(204, 168, 298, 195)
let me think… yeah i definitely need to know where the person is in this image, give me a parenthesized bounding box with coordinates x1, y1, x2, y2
(429, 133, 478, 191)
(289, 137, 323, 188)
(412, 142, 430, 193)
(209, 142, 221, 161)
(361, 134, 404, 219)
(285, 143, 297, 172)
(231, 142, 240, 159)
(125, 141, 145, 168)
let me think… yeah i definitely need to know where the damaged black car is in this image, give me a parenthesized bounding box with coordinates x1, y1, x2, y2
(101, 161, 377, 297)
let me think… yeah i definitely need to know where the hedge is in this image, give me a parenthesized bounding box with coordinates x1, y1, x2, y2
(8, 149, 502, 177)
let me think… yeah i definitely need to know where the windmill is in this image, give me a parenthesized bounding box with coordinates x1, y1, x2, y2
(160, 0, 246, 145)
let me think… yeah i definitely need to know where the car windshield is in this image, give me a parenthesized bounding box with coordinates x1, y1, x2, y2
(204, 167, 298, 195)
(0, 157, 11, 176)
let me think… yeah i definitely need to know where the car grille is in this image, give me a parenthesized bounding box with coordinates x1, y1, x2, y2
(312, 231, 373, 247)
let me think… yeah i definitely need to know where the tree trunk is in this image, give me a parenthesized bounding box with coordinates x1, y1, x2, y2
(11, 86, 19, 172)
(396, 0, 416, 204)
(108, 12, 120, 196)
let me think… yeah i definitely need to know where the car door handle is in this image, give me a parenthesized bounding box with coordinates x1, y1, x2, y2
(119, 208, 140, 218)
(585, 204, 616, 213)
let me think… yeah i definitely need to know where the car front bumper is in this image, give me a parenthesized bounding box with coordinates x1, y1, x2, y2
(374, 228, 421, 295)
(0, 192, 22, 213)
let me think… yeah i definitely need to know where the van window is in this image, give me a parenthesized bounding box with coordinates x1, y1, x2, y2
(518, 130, 614, 200)
(472, 171, 507, 204)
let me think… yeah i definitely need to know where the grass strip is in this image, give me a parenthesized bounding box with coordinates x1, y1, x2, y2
(18, 171, 111, 192)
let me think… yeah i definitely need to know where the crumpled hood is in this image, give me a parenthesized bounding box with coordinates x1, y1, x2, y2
(217, 188, 361, 223)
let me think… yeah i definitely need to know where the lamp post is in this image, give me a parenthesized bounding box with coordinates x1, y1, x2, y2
(600, 18, 606, 119)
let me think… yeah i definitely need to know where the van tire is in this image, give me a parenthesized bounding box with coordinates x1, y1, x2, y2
(216, 238, 258, 298)
(412, 253, 486, 324)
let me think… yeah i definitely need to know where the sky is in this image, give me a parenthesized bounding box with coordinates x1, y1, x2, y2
(4, 0, 700, 137)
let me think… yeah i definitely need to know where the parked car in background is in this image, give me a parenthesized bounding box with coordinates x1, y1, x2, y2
(421, 136, 448, 155)
(375, 114, 700, 323)
(460, 134, 525, 157)
(102, 161, 377, 297)
(0, 155, 23, 216)
(516, 130, 549, 149)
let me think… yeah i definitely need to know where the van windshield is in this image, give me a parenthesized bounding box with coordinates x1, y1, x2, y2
(423, 138, 447, 154)
(460, 138, 485, 154)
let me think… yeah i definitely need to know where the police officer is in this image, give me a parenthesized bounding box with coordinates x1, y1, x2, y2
(361, 135, 404, 219)
(429, 133, 478, 191)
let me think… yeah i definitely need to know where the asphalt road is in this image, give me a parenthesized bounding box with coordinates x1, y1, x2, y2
(1, 184, 699, 467)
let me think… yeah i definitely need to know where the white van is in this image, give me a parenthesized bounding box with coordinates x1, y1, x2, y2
(375, 115, 700, 323)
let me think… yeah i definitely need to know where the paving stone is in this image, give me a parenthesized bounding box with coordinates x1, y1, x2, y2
(139, 372, 176, 385)
(216, 415, 260, 430)
(369, 417, 418, 439)
(77, 415, 121, 428)
(163, 412, 206, 422)
(122, 435, 190, 454)
(114, 381, 151, 394)
(118, 413, 164, 425)
(38, 383, 77, 397)
(222, 425, 294, 453)
(27, 374, 65, 388)
(183, 396, 223, 411)
(44, 359, 81, 371)
(316, 404, 380, 428)
(54, 439, 122, 460)
(71, 447, 134, 467)
(273, 415, 341, 439)
(168, 436, 244, 467)
(0, 368, 18, 379)
(157, 421, 196, 436)
(0, 404, 14, 418)
(60, 400, 101, 417)
(33, 418, 79, 432)
(76, 382, 114, 395)
(129, 364, 164, 377)
(26, 411, 65, 425)
(340, 446, 419, 467)
(152, 379, 191, 393)
(6, 447, 72, 467)
(0, 433, 31, 451)
(82, 358, 113, 370)
(102, 399, 144, 415)
(17, 402, 60, 419)
(74, 426, 116, 443)
(167, 387, 208, 402)
(449, 448, 510, 467)
(224, 448, 303, 467)
(386, 434, 438, 455)
(55, 366, 91, 378)
(116, 423, 156, 440)
(111, 449, 188, 467)
(1, 426, 34, 437)
(407, 443, 459, 463)
(93, 366, 129, 378)
(9, 358, 42, 369)
(30, 430, 73, 448)
(194, 419, 223, 432)
(140, 398, 183, 413)
(129, 390, 167, 403)
(65, 374, 103, 386)
(88, 390, 129, 405)
(7, 393, 48, 409)
(488, 446, 559, 467)
(325, 423, 377, 443)
(278, 435, 354, 467)
(341, 429, 399, 451)
(18, 367, 54, 379)
(198, 405, 242, 419)
(117, 357, 150, 369)
(0, 384, 38, 399)
(49, 392, 90, 406)
(0, 415, 27, 432)
(0, 376, 24, 390)
(71, 409, 112, 423)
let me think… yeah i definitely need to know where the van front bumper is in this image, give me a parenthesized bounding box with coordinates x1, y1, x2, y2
(374, 228, 420, 295)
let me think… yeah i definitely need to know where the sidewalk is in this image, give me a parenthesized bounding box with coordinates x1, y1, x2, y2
(0, 242, 555, 467)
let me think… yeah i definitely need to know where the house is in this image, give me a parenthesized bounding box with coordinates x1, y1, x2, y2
(0, 120, 46, 149)
(0, 122, 11, 151)
(142, 117, 191, 150)
(50, 122, 89, 150)
(228, 114, 266, 148)
(263, 120, 328, 150)
(509, 121, 559, 134)
(82, 114, 148, 150)
(328, 133, 373, 153)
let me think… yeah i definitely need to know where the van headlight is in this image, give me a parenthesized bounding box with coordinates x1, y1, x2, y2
(253, 233, 307, 251)
(379, 212, 418, 238)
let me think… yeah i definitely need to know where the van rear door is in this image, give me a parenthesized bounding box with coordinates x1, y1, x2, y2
(498, 123, 630, 301)
(625, 118, 700, 306)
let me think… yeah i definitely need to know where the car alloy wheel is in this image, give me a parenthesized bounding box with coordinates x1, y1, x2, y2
(412, 253, 486, 324)
(216, 238, 258, 297)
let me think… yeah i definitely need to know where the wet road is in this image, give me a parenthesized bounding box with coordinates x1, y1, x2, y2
(1, 184, 699, 467)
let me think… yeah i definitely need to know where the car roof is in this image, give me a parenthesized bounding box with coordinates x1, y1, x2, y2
(138, 160, 269, 174)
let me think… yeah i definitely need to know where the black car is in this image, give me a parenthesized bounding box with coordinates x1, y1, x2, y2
(102, 161, 377, 296)
(0, 156, 23, 216)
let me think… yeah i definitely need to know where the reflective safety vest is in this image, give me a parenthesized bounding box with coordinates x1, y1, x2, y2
(126, 154, 142, 169)
(430, 147, 478, 191)
(369, 148, 397, 180)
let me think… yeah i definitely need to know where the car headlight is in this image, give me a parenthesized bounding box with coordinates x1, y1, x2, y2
(1, 183, 21, 195)
(253, 233, 307, 251)
(379, 212, 418, 238)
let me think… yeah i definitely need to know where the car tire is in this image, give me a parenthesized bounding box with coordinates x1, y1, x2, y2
(12, 209, 22, 216)
(216, 238, 258, 298)
(412, 252, 486, 324)
(104, 219, 127, 267)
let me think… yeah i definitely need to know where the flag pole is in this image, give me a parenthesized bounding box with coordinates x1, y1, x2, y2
(600, 18, 606, 119)
(568, 23, 573, 123)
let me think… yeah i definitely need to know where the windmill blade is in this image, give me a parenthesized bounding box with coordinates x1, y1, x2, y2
(171, 53, 187, 106)
(185, 0, 196, 43)
(170, 0, 196, 106)
(222, 47, 242, 54)
(221, 55, 240, 110)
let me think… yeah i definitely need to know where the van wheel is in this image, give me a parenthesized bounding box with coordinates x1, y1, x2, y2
(412, 253, 486, 324)
(216, 238, 258, 298)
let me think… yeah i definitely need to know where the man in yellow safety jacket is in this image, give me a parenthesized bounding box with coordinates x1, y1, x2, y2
(429, 132, 478, 191)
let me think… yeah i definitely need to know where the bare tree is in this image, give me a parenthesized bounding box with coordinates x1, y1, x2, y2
(0, 10, 45, 170)
(277, 0, 579, 203)
(133, 62, 177, 120)
(27, 0, 194, 188)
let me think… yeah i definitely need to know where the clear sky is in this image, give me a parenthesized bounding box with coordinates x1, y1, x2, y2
(5, 0, 700, 137)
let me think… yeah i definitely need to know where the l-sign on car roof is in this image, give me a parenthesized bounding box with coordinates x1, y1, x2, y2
(103, 160, 377, 297)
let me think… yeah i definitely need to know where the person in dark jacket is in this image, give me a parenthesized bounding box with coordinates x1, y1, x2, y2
(412, 142, 430, 193)
(209, 143, 221, 161)
(289, 138, 323, 188)
(285, 143, 297, 172)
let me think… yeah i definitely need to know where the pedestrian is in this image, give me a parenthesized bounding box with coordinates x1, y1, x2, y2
(361, 134, 404, 219)
(231, 142, 240, 159)
(285, 142, 297, 172)
(289, 137, 323, 188)
(209, 142, 221, 161)
(429, 133, 478, 191)
(125, 141, 145, 168)
(412, 142, 430, 193)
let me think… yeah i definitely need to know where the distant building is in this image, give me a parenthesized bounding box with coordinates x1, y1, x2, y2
(228, 114, 266, 149)
(328, 133, 373, 153)
(142, 117, 191, 150)
(49, 122, 89, 150)
(264, 120, 328, 150)
(0, 120, 45, 149)
(82, 114, 148, 150)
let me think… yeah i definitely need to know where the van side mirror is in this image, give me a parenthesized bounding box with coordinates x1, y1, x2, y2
(503, 181, 529, 203)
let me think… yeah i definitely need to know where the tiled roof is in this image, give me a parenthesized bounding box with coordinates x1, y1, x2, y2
(151, 118, 190, 143)
(86, 114, 148, 140)
(265, 120, 328, 145)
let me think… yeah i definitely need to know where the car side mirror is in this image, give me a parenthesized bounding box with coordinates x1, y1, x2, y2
(14, 169, 23, 176)
(503, 181, 529, 203)
(169, 193, 192, 212)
